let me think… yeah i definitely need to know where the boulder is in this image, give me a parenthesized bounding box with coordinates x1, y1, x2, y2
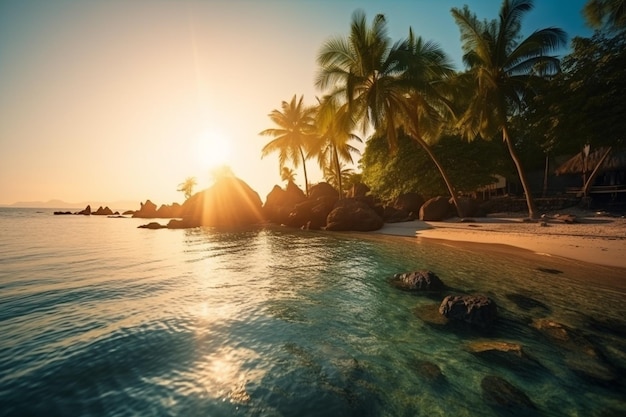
(324, 198, 383, 231)
(419, 196, 453, 221)
(308, 182, 339, 200)
(263, 181, 306, 225)
(450, 197, 483, 218)
(389, 270, 445, 292)
(177, 176, 265, 228)
(54, 211, 72, 215)
(382, 206, 411, 223)
(393, 192, 424, 219)
(413, 360, 446, 384)
(288, 195, 337, 229)
(346, 182, 370, 198)
(439, 294, 497, 329)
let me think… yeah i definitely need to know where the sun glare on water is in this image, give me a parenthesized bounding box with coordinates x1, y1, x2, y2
(194, 129, 233, 170)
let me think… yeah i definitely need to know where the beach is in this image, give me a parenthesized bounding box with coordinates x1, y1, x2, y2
(372, 209, 626, 270)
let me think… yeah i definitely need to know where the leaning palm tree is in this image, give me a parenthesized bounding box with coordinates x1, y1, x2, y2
(260, 95, 316, 196)
(177, 176, 197, 200)
(310, 95, 361, 198)
(316, 10, 464, 216)
(451, 0, 567, 218)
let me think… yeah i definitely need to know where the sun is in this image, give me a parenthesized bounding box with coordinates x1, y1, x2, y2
(194, 129, 233, 170)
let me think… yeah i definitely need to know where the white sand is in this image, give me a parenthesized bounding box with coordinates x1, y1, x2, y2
(371, 210, 626, 269)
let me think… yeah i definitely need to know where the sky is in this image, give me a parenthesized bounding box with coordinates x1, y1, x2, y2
(0, 0, 593, 206)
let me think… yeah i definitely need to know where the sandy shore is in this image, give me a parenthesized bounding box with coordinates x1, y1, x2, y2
(371, 209, 626, 269)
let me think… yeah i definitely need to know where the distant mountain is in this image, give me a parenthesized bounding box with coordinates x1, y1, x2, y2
(2, 199, 140, 211)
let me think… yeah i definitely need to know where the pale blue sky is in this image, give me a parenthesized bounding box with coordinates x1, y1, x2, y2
(0, 0, 592, 205)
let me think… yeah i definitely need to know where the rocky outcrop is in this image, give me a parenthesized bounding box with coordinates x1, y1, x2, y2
(76, 205, 91, 215)
(132, 200, 158, 218)
(92, 206, 114, 216)
(324, 198, 383, 231)
(263, 181, 307, 225)
(439, 294, 497, 329)
(168, 176, 265, 228)
(419, 196, 453, 221)
(285, 182, 339, 229)
(389, 270, 445, 292)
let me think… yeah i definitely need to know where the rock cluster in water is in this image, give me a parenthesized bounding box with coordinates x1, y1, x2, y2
(393, 269, 624, 414)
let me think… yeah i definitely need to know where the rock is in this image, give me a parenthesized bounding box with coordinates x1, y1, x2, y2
(439, 294, 497, 329)
(530, 318, 617, 383)
(288, 195, 336, 229)
(308, 182, 339, 200)
(419, 196, 453, 221)
(132, 200, 158, 218)
(389, 270, 445, 292)
(414, 304, 449, 327)
(505, 293, 551, 314)
(76, 205, 91, 215)
(481, 375, 537, 413)
(54, 211, 72, 215)
(393, 192, 424, 219)
(177, 176, 265, 228)
(263, 182, 306, 225)
(530, 318, 599, 357)
(324, 198, 383, 231)
(465, 341, 543, 373)
(346, 182, 370, 198)
(413, 360, 445, 383)
(138, 222, 167, 229)
(92, 206, 113, 216)
(450, 196, 482, 218)
(382, 206, 411, 223)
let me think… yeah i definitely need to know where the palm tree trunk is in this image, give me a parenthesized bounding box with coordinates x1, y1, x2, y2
(502, 125, 538, 219)
(299, 147, 309, 197)
(582, 146, 612, 197)
(411, 134, 465, 218)
(333, 145, 343, 199)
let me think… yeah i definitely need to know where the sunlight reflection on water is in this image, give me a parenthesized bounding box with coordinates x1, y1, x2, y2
(1, 210, 625, 416)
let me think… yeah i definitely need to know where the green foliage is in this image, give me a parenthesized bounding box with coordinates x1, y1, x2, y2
(361, 132, 508, 201)
(521, 30, 626, 155)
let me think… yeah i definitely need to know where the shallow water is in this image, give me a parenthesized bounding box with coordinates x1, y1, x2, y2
(1, 208, 625, 416)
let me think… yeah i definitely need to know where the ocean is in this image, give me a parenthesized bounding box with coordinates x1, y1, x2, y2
(1, 207, 625, 416)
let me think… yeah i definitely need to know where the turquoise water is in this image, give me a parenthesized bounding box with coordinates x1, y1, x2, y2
(1, 207, 625, 416)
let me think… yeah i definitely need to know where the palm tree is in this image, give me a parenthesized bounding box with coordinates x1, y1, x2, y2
(177, 176, 197, 200)
(584, 0, 626, 30)
(280, 166, 296, 183)
(310, 95, 361, 198)
(451, 0, 567, 219)
(260, 95, 316, 196)
(316, 10, 464, 216)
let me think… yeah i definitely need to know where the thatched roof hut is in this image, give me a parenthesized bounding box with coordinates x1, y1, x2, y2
(555, 147, 626, 175)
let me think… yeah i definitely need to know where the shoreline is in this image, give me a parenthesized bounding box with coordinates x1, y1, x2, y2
(369, 211, 626, 270)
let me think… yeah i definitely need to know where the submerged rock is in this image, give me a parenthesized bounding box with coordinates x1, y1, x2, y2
(413, 360, 446, 384)
(481, 375, 537, 414)
(439, 294, 497, 330)
(390, 270, 445, 292)
(465, 341, 544, 373)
